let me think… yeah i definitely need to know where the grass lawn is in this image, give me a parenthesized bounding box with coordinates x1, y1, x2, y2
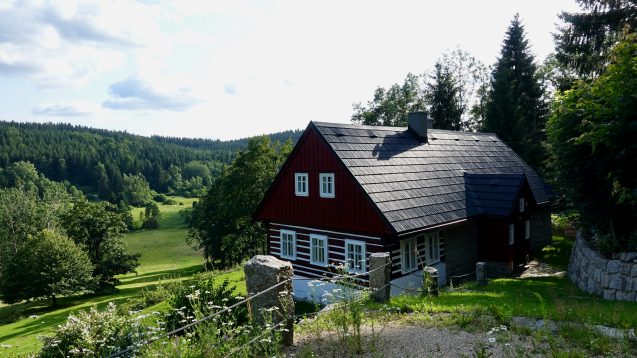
(0, 196, 244, 356)
(382, 235, 637, 329)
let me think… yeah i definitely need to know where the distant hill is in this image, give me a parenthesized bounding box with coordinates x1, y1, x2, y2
(0, 121, 302, 200)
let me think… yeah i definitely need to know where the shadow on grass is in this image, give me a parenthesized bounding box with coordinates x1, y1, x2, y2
(119, 264, 204, 286)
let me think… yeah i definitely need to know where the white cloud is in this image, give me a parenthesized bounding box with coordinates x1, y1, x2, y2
(32, 101, 97, 116)
(0, 0, 162, 86)
(103, 75, 200, 111)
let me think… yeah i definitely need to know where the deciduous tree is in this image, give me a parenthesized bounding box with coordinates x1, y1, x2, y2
(548, 35, 637, 254)
(0, 230, 93, 306)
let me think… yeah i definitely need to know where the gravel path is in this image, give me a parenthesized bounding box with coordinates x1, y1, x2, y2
(286, 322, 543, 357)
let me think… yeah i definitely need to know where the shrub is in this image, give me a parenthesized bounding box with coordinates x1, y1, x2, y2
(165, 274, 247, 332)
(38, 303, 160, 357)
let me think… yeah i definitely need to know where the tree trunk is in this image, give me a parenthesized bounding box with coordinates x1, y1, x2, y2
(51, 294, 57, 307)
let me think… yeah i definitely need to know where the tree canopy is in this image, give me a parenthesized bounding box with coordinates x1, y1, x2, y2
(0, 230, 93, 307)
(555, 0, 637, 78)
(427, 62, 463, 130)
(548, 35, 637, 254)
(483, 14, 549, 171)
(187, 136, 292, 268)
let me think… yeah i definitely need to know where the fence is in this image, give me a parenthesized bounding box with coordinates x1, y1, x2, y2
(107, 257, 394, 358)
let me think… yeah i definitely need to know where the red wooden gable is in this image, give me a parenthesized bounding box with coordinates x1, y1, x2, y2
(255, 124, 393, 237)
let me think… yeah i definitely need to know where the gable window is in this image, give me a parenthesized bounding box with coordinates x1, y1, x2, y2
(345, 240, 366, 273)
(319, 173, 335, 198)
(400, 238, 417, 273)
(519, 198, 525, 212)
(509, 224, 515, 245)
(424, 232, 440, 265)
(525, 220, 531, 240)
(280, 230, 296, 260)
(310, 234, 328, 266)
(295, 173, 308, 196)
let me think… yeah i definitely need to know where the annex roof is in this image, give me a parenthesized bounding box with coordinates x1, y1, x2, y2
(311, 121, 552, 234)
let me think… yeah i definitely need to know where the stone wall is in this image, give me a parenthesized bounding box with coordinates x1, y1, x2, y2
(568, 234, 637, 302)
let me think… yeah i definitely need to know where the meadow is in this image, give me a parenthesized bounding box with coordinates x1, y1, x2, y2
(0, 197, 244, 356)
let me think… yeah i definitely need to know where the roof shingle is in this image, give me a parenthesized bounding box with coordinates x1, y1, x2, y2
(312, 121, 552, 234)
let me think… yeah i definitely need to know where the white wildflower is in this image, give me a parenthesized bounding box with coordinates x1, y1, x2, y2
(487, 337, 496, 343)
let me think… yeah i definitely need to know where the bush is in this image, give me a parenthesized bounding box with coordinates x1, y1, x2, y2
(38, 303, 160, 357)
(165, 274, 247, 332)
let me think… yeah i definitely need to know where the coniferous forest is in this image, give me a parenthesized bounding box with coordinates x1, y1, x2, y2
(0, 121, 301, 202)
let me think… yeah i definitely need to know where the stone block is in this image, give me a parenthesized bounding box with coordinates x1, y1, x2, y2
(603, 289, 616, 300)
(620, 263, 632, 276)
(631, 265, 637, 278)
(607, 260, 620, 274)
(601, 273, 610, 287)
(369, 252, 391, 303)
(608, 274, 622, 290)
(244, 255, 294, 346)
(593, 268, 602, 283)
(622, 252, 637, 262)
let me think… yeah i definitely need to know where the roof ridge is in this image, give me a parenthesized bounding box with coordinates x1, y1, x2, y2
(311, 121, 497, 136)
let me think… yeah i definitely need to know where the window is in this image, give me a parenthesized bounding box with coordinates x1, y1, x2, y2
(424, 232, 440, 265)
(519, 198, 525, 212)
(280, 230, 296, 260)
(400, 238, 417, 273)
(509, 224, 515, 245)
(525, 220, 531, 240)
(310, 234, 328, 266)
(295, 173, 308, 196)
(319, 173, 335, 198)
(345, 240, 366, 273)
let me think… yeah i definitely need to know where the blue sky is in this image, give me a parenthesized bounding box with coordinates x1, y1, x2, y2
(0, 0, 578, 140)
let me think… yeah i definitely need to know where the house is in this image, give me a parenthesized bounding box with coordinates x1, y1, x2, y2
(254, 112, 552, 300)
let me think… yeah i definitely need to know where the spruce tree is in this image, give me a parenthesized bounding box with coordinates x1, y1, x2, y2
(555, 0, 636, 79)
(427, 62, 463, 130)
(484, 14, 548, 171)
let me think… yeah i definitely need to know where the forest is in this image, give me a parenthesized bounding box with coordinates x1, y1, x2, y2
(0, 121, 301, 202)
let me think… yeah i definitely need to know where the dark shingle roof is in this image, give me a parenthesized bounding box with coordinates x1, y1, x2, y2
(312, 121, 551, 234)
(465, 173, 525, 217)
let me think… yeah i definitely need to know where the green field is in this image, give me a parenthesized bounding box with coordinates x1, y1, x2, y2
(0, 197, 243, 355)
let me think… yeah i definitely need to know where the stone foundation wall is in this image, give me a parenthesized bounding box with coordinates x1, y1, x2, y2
(568, 234, 637, 302)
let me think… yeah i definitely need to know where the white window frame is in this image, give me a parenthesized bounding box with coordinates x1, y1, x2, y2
(310, 234, 328, 266)
(319, 173, 335, 198)
(295, 173, 308, 197)
(280, 230, 296, 260)
(509, 224, 515, 245)
(345, 239, 366, 273)
(519, 198, 525, 212)
(400, 238, 418, 273)
(525, 220, 531, 240)
(424, 232, 440, 265)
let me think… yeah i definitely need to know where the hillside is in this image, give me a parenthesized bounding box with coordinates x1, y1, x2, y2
(0, 121, 302, 200)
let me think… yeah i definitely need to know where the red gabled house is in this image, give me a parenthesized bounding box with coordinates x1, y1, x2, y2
(254, 112, 552, 299)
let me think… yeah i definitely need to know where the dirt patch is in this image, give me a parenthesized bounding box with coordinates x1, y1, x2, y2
(518, 260, 566, 278)
(286, 322, 543, 357)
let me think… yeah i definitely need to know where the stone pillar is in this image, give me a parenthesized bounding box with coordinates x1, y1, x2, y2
(423, 266, 439, 296)
(476, 262, 487, 286)
(369, 252, 391, 302)
(244, 255, 294, 346)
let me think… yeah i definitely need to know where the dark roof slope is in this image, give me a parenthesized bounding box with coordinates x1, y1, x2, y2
(465, 173, 525, 217)
(312, 121, 551, 234)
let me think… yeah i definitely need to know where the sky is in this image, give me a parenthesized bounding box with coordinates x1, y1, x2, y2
(0, 0, 580, 140)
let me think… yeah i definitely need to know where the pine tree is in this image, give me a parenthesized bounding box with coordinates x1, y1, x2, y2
(427, 62, 463, 130)
(555, 0, 637, 79)
(484, 14, 548, 171)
